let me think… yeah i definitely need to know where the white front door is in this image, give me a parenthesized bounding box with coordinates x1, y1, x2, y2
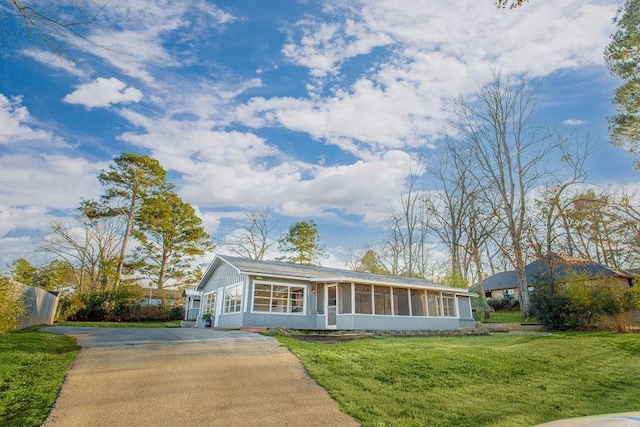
(326, 284, 337, 329)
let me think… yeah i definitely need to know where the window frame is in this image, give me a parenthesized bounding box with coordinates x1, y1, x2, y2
(251, 281, 307, 315)
(223, 283, 243, 314)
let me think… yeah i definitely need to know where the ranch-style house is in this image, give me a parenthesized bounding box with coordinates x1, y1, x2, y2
(194, 255, 476, 331)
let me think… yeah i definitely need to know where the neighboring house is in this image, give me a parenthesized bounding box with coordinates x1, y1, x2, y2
(182, 288, 201, 321)
(195, 255, 476, 331)
(480, 254, 638, 300)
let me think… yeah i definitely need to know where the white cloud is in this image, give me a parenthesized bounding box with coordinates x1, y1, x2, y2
(563, 119, 587, 126)
(20, 49, 89, 78)
(0, 94, 61, 145)
(0, 236, 40, 271)
(0, 154, 104, 209)
(63, 77, 143, 109)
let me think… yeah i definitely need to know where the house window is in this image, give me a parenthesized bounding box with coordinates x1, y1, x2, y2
(410, 289, 427, 316)
(204, 292, 216, 314)
(252, 283, 305, 314)
(224, 284, 242, 313)
(355, 285, 372, 314)
(374, 286, 392, 315)
(339, 283, 352, 314)
(393, 288, 410, 316)
(442, 293, 456, 317)
(505, 289, 516, 298)
(192, 299, 201, 310)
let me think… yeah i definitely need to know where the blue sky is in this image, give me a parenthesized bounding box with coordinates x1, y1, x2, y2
(0, 0, 636, 270)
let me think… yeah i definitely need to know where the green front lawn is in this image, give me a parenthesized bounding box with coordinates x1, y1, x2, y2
(279, 333, 640, 427)
(0, 331, 78, 427)
(480, 310, 532, 323)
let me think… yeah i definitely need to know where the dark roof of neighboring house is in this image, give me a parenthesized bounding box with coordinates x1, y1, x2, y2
(479, 254, 639, 291)
(480, 270, 518, 291)
(198, 254, 471, 294)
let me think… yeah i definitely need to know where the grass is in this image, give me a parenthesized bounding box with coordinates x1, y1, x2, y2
(279, 333, 640, 427)
(479, 310, 532, 323)
(0, 330, 78, 427)
(55, 320, 182, 328)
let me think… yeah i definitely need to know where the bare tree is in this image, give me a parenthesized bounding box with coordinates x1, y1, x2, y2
(225, 208, 279, 260)
(39, 215, 123, 291)
(4, 0, 108, 59)
(451, 72, 562, 315)
(383, 159, 432, 278)
(426, 137, 475, 284)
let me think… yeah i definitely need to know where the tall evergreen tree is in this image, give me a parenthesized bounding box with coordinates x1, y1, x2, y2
(605, 0, 640, 165)
(85, 153, 167, 289)
(278, 220, 325, 265)
(133, 187, 212, 304)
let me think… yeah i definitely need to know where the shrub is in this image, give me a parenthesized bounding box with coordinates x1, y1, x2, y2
(530, 273, 638, 331)
(487, 295, 520, 311)
(0, 278, 26, 332)
(264, 327, 294, 337)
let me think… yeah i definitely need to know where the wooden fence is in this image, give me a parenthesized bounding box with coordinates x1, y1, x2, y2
(16, 283, 59, 330)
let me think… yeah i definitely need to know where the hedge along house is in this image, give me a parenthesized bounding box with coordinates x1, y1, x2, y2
(195, 255, 476, 331)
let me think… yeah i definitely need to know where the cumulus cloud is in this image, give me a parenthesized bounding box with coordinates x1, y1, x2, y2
(0, 94, 60, 145)
(0, 154, 105, 209)
(63, 77, 143, 109)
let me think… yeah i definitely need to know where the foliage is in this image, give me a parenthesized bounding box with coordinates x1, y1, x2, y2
(57, 287, 184, 323)
(439, 270, 469, 289)
(487, 295, 520, 312)
(605, 0, 640, 163)
(278, 220, 325, 265)
(9, 258, 72, 291)
(87, 152, 168, 289)
(530, 274, 637, 331)
(133, 187, 212, 298)
(0, 278, 26, 333)
(39, 215, 123, 292)
(355, 249, 387, 274)
(264, 327, 294, 337)
(0, 330, 78, 427)
(59, 286, 141, 322)
(280, 333, 640, 427)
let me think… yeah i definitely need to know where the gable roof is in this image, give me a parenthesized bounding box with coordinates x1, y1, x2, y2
(480, 254, 639, 291)
(198, 254, 471, 294)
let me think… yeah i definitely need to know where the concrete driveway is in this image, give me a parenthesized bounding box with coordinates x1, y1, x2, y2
(44, 327, 357, 427)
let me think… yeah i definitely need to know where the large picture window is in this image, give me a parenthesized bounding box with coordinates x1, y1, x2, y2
(253, 283, 305, 314)
(224, 284, 242, 313)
